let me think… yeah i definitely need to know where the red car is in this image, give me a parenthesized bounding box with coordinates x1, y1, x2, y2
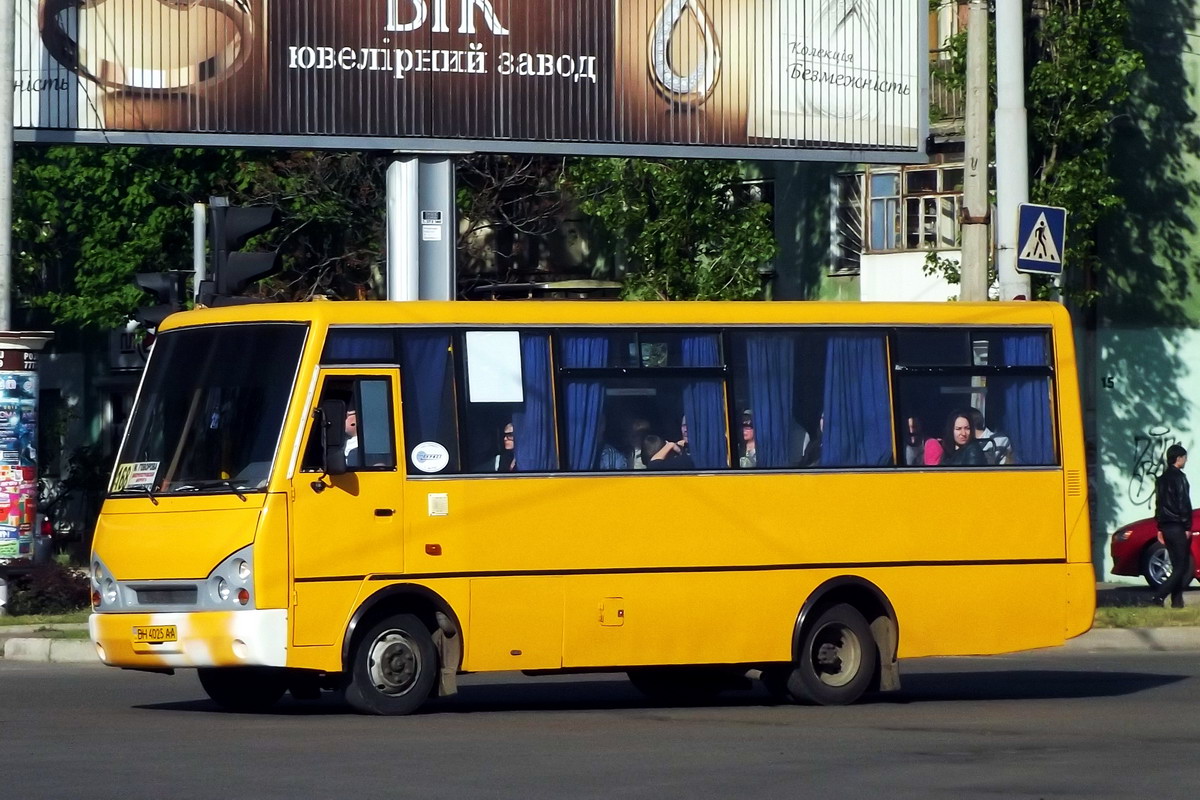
(1110, 510, 1200, 588)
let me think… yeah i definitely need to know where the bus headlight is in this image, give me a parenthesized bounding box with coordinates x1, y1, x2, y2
(207, 546, 254, 609)
(90, 558, 124, 610)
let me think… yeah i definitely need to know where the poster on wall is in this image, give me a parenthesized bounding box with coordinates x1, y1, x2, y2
(0, 369, 37, 560)
(14, 0, 924, 160)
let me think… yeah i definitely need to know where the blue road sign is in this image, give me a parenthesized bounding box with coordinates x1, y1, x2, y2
(1016, 204, 1067, 276)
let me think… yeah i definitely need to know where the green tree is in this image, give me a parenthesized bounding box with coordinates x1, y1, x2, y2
(563, 158, 777, 301)
(14, 145, 242, 329)
(926, 0, 1142, 301)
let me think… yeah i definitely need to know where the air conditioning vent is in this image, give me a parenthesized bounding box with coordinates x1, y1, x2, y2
(1066, 470, 1084, 497)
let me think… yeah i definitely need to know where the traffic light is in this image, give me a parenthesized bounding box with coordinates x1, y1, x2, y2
(200, 196, 282, 307)
(131, 271, 187, 329)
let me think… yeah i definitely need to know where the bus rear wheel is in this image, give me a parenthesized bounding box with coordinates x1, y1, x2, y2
(344, 613, 437, 716)
(768, 603, 877, 706)
(198, 667, 288, 712)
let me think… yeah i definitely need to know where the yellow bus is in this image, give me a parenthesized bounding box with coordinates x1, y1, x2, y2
(89, 300, 1093, 714)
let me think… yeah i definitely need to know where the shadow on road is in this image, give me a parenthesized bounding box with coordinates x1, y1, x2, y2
(894, 669, 1184, 703)
(132, 666, 1186, 716)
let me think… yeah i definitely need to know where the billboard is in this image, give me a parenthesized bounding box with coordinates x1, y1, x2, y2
(15, 0, 927, 161)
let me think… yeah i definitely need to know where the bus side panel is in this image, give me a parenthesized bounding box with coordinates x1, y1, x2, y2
(254, 493, 291, 610)
(562, 572, 797, 668)
(292, 580, 363, 647)
(466, 577, 564, 671)
(885, 563, 1070, 657)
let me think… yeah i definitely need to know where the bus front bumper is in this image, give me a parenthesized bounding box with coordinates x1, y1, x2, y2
(89, 609, 288, 670)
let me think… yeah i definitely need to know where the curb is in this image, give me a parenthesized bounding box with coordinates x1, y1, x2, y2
(1060, 626, 1200, 652)
(3, 637, 98, 663)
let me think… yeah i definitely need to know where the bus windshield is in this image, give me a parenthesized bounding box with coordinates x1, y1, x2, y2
(112, 324, 308, 496)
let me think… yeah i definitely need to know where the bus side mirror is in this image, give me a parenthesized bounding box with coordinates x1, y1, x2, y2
(317, 400, 348, 478)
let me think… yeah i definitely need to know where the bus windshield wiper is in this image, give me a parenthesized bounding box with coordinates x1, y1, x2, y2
(171, 480, 249, 500)
(219, 481, 248, 502)
(124, 486, 159, 506)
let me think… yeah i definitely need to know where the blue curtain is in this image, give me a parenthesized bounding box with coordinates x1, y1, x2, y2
(682, 334, 727, 469)
(822, 334, 892, 467)
(744, 334, 795, 468)
(324, 330, 394, 362)
(512, 333, 557, 471)
(1001, 333, 1053, 465)
(562, 334, 609, 470)
(400, 333, 449, 444)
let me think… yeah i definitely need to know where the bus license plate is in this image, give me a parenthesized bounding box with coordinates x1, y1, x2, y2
(132, 625, 177, 643)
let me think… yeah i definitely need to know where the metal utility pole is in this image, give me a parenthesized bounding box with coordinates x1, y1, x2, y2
(386, 154, 457, 302)
(994, 0, 1032, 301)
(960, 0, 991, 302)
(0, 0, 16, 330)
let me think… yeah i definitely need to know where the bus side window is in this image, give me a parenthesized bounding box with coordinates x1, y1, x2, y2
(892, 329, 1056, 468)
(730, 330, 891, 470)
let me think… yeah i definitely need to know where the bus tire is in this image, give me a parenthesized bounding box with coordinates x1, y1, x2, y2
(770, 603, 877, 706)
(344, 613, 437, 716)
(198, 667, 288, 712)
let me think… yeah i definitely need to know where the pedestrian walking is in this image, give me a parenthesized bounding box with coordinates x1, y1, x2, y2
(1153, 444, 1195, 608)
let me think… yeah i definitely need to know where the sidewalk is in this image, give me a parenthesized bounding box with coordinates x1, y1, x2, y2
(0, 623, 95, 664)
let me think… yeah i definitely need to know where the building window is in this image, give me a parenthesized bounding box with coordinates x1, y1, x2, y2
(830, 173, 864, 275)
(858, 164, 964, 255)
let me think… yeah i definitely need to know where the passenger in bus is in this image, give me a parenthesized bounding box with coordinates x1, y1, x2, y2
(903, 416, 926, 466)
(596, 417, 628, 470)
(789, 418, 813, 467)
(627, 417, 651, 469)
(343, 408, 361, 468)
(644, 432, 694, 470)
(923, 436, 944, 466)
(739, 410, 758, 468)
(482, 421, 516, 472)
(967, 408, 1013, 465)
(940, 409, 987, 466)
(798, 413, 823, 467)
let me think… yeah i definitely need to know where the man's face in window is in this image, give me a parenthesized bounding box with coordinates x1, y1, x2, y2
(345, 410, 357, 438)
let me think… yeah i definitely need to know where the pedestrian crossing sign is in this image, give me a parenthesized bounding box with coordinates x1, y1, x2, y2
(1016, 204, 1068, 276)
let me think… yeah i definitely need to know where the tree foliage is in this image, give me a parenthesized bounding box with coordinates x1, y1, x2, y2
(563, 158, 777, 300)
(1026, 0, 1142, 301)
(927, 0, 1142, 302)
(232, 151, 388, 301)
(13, 145, 242, 329)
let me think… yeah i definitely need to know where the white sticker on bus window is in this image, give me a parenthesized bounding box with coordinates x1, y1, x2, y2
(411, 442, 450, 474)
(428, 493, 449, 517)
(115, 462, 159, 491)
(465, 331, 524, 403)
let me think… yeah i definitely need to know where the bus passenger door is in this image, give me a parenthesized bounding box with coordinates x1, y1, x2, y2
(290, 369, 404, 647)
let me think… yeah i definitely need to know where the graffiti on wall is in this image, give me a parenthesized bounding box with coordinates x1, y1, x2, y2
(1128, 424, 1179, 507)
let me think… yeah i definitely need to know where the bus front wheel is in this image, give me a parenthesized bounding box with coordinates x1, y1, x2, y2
(198, 667, 288, 712)
(345, 613, 437, 716)
(768, 603, 877, 706)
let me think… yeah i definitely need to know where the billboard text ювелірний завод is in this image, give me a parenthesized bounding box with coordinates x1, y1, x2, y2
(15, 0, 926, 161)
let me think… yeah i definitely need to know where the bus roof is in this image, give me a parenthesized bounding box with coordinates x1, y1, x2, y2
(157, 299, 1071, 333)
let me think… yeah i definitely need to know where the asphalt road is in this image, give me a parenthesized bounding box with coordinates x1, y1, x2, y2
(4, 650, 1199, 799)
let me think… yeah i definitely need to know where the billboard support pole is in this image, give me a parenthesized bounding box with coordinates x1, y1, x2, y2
(995, 0, 1031, 301)
(417, 157, 456, 301)
(193, 203, 207, 303)
(386, 155, 420, 302)
(960, 0, 991, 302)
(0, 0, 15, 330)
